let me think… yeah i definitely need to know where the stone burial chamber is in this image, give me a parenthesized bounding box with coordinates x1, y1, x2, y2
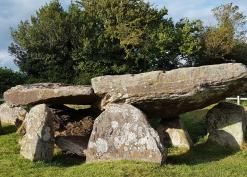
(2, 83, 101, 161)
(2, 63, 247, 164)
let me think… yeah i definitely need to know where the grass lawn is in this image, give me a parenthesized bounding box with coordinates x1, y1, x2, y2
(1, 107, 247, 177)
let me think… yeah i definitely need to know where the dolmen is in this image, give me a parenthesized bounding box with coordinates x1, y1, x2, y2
(1, 63, 247, 164)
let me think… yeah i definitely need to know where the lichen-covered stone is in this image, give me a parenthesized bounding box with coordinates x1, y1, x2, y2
(206, 102, 247, 149)
(0, 103, 27, 125)
(20, 104, 55, 161)
(4, 83, 98, 106)
(157, 118, 192, 149)
(86, 104, 166, 164)
(92, 63, 247, 118)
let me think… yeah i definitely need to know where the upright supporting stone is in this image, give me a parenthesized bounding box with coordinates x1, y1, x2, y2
(20, 104, 54, 161)
(157, 118, 192, 149)
(86, 104, 166, 164)
(0, 103, 27, 125)
(206, 102, 246, 150)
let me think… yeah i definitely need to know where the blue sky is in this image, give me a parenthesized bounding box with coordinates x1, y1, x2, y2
(0, 0, 247, 70)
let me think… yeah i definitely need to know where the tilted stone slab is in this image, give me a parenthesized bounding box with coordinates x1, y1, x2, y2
(4, 83, 98, 106)
(86, 104, 166, 164)
(20, 104, 54, 161)
(0, 103, 27, 125)
(55, 136, 89, 156)
(92, 63, 247, 118)
(206, 102, 247, 150)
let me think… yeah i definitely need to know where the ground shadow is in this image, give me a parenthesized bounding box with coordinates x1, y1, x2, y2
(0, 125, 16, 135)
(167, 141, 238, 165)
(50, 153, 86, 167)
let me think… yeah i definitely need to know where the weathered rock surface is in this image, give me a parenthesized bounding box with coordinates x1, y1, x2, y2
(157, 118, 192, 149)
(4, 83, 98, 106)
(86, 104, 166, 164)
(55, 136, 89, 156)
(92, 63, 247, 117)
(20, 104, 55, 161)
(206, 102, 246, 149)
(0, 103, 27, 125)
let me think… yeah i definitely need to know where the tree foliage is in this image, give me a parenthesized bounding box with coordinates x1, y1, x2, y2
(9, 1, 247, 84)
(200, 3, 247, 65)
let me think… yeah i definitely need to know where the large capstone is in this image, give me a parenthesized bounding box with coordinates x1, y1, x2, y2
(20, 104, 55, 161)
(157, 118, 192, 149)
(0, 103, 27, 125)
(4, 83, 98, 106)
(86, 104, 166, 164)
(206, 102, 247, 149)
(92, 63, 247, 118)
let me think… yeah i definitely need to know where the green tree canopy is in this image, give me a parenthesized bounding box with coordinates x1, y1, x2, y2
(198, 3, 247, 65)
(9, 0, 216, 84)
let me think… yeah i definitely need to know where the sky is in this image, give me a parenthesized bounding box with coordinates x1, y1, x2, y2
(0, 0, 247, 70)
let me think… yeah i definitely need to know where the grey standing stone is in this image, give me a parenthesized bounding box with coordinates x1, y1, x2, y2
(157, 118, 192, 149)
(206, 102, 246, 149)
(20, 104, 55, 161)
(0, 103, 27, 125)
(86, 104, 166, 164)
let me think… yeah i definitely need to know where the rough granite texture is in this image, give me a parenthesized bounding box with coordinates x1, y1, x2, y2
(20, 104, 55, 161)
(206, 102, 247, 149)
(0, 103, 27, 125)
(4, 83, 98, 106)
(86, 104, 166, 164)
(92, 63, 247, 117)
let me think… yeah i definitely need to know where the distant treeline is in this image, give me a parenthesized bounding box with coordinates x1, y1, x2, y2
(6, 0, 247, 85)
(0, 68, 26, 96)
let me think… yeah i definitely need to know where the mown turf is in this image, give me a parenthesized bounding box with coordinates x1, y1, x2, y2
(1, 109, 247, 177)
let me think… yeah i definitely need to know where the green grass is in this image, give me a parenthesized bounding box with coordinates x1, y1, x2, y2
(1, 108, 247, 177)
(180, 108, 209, 143)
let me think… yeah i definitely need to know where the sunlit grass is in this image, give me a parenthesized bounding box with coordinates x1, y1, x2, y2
(1, 107, 247, 177)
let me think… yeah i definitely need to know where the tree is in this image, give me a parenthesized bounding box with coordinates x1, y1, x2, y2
(9, 0, 206, 84)
(78, 0, 172, 72)
(175, 18, 204, 66)
(199, 3, 247, 65)
(9, 0, 75, 83)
